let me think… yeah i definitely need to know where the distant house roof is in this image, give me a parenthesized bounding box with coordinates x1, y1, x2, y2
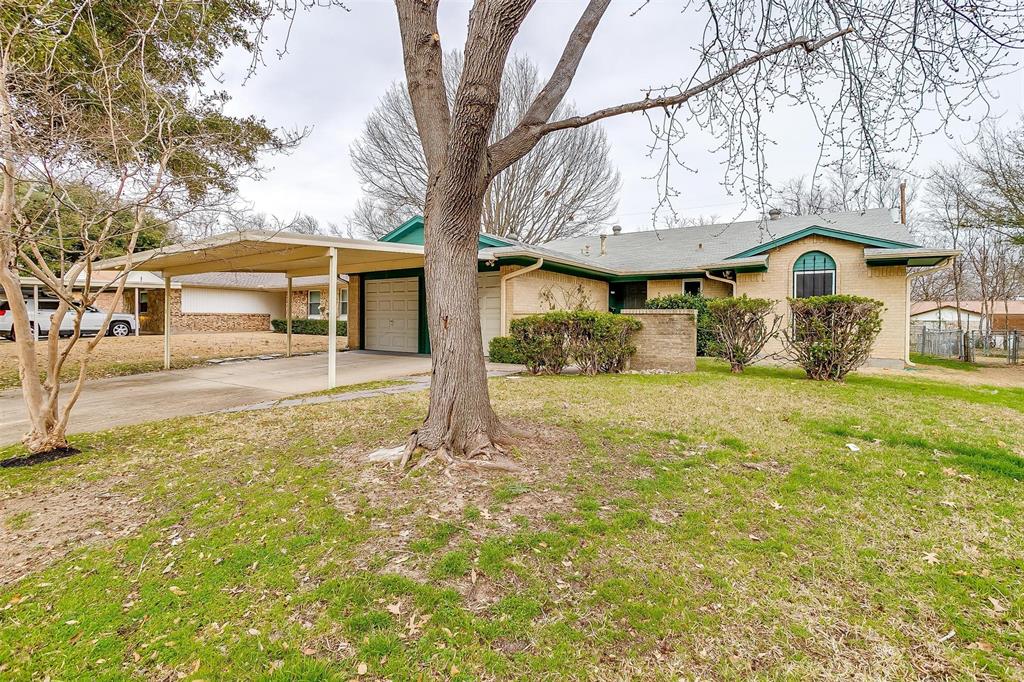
(173, 272, 347, 291)
(911, 300, 1024, 316)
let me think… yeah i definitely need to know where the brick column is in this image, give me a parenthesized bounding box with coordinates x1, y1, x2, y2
(347, 275, 361, 349)
(621, 309, 696, 372)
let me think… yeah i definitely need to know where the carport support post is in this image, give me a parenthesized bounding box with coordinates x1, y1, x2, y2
(133, 286, 140, 336)
(327, 247, 338, 388)
(286, 276, 293, 358)
(163, 276, 171, 370)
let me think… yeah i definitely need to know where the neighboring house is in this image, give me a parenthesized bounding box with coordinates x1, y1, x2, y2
(15, 271, 349, 334)
(911, 300, 1024, 333)
(348, 209, 955, 367)
(140, 273, 348, 334)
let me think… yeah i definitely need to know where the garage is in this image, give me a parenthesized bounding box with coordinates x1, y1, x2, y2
(478, 272, 501, 353)
(365, 277, 419, 353)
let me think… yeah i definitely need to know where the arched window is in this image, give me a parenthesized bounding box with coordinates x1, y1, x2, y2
(793, 251, 836, 298)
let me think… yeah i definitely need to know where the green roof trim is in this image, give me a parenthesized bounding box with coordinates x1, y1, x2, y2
(378, 215, 516, 249)
(727, 225, 918, 260)
(378, 216, 425, 244)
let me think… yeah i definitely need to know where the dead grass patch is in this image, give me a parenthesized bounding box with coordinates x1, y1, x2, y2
(0, 478, 150, 585)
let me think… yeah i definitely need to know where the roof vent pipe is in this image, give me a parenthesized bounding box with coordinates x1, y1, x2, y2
(599, 234, 608, 256)
(612, 224, 622, 235)
(768, 208, 783, 221)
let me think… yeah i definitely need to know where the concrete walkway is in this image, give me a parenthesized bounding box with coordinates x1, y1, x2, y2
(0, 351, 442, 446)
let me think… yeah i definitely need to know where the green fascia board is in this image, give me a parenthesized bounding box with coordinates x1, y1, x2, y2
(378, 216, 425, 244)
(726, 225, 918, 260)
(378, 215, 516, 249)
(867, 256, 948, 267)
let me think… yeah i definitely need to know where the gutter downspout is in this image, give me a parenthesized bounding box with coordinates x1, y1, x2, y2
(703, 270, 736, 295)
(500, 258, 543, 335)
(905, 257, 955, 366)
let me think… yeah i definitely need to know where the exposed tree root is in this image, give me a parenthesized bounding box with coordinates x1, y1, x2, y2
(365, 425, 523, 475)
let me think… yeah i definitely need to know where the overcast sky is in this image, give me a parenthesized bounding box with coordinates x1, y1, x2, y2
(218, 0, 1024, 235)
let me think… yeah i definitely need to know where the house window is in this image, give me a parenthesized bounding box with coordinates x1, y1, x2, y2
(793, 251, 836, 298)
(138, 291, 149, 314)
(622, 281, 648, 309)
(308, 290, 321, 317)
(340, 288, 349, 316)
(683, 280, 702, 296)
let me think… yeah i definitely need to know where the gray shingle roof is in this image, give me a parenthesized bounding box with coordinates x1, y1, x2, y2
(173, 272, 347, 290)
(525, 208, 914, 273)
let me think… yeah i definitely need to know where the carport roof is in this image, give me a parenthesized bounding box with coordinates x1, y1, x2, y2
(93, 230, 427, 278)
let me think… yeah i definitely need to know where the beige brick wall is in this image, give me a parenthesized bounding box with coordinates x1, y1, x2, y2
(646, 277, 731, 299)
(347, 275, 362, 349)
(734, 236, 908, 362)
(623, 308, 697, 372)
(502, 265, 608, 331)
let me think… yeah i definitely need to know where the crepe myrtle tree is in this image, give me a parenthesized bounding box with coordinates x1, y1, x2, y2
(374, 0, 1024, 469)
(0, 1, 297, 455)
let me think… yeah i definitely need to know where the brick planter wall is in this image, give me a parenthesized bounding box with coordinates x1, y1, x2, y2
(622, 308, 697, 372)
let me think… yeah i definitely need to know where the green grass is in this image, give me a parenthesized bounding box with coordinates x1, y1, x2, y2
(291, 378, 415, 399)
(1, 360, 1023, 679)
(910, 351, 981, 371)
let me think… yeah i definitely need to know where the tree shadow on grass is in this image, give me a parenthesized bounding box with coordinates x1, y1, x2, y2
(0, 447, 81, 468)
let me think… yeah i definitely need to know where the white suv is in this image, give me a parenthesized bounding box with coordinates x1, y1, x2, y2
(0, 299, 136, 341)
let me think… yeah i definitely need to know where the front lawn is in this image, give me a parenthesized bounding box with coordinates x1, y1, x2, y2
(1, 361, 1022, 679)
(910, 351, 981, 372)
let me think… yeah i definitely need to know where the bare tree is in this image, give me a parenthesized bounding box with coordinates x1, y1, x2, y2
(350, 52, 620, 243)
(918, 163, 981, 332)
(0, 2, 295, 455)
(381, 0, 1024, 466)
(771, 170, 919, 221)
(959, 118, 1024, 244)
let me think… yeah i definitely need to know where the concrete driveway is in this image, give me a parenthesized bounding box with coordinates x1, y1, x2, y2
(0, 351, 434, 446)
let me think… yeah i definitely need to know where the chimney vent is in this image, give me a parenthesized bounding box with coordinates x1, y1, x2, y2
(612, 224, 622, 235)
(599, 234, 608, 256)
(768, 208, 782, 221)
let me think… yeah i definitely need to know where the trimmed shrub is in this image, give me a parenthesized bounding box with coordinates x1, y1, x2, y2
(706, 296, 782, 372)
(644, 293, 714, 355)
(509, 310, 642, 375)
(271, 318, 347, 336)
(510, 312, 571, 374)
(565, 310, 643, 374)
(488, 336, 524, 364)
(784, 295, 884, 381)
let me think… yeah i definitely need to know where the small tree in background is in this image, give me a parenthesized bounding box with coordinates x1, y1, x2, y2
(785, 295, 884, 381)
(706, 296, 782, 372)
(644, 293, 713, 356)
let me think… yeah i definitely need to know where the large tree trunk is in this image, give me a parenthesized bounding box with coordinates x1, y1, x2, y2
(414, 184, 511, 458)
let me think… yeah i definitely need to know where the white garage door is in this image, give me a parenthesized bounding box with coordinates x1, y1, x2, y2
(365, 277, 418, 353)
(478, 272, 501, 353)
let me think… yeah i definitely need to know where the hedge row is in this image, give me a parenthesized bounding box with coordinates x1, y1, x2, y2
(490, 310, 642, 375)
(271, 318, 347, 336)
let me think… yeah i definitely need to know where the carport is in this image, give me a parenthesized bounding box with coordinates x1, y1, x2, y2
(94, 231, 426, 388)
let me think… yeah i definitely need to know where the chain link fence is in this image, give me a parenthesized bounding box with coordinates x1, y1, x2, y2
(912, 324, 1020, 365)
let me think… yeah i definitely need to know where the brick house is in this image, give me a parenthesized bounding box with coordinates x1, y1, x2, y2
(911, 300, 1024, 333)
(137, 273, 349, 333)
(345, 209, 956, 367)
